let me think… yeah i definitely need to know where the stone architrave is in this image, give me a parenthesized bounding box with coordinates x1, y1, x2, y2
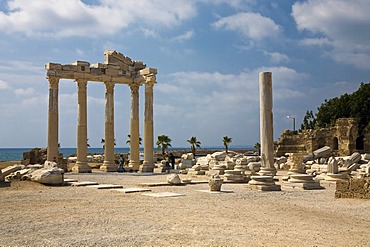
(141, 70, 157, 172)
(100, 82, 117, 172)
(247, 72, 281, 191)
(47, 77, 60, 162)
(128, 84, 141, 171)
(72, 80, 91, 173)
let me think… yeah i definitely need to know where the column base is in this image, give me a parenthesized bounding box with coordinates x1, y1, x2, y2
(287, 168, 305, 175)
(282, 174, 323, 190)
(258, 167, 277, 176)
(128, 161, 140, 171)
(140, 162, 155, 173)
(100, 161, 117, 172)
(72, 162, 92, 173)
(246, 175, 281, 191)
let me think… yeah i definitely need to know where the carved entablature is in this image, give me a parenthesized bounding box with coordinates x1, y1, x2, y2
(45, 50, 155, 85)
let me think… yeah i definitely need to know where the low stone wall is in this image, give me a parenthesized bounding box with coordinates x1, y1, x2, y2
(335, 177, 370, 199)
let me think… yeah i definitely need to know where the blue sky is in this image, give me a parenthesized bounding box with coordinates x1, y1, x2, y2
(0, 0, 369, 148)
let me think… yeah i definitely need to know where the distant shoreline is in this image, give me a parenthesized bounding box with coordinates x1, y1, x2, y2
(0, 146, 256, 162)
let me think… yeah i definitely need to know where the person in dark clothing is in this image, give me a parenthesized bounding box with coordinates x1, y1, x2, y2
(168, 153, 175, 169)
(117, 154, 125, 172)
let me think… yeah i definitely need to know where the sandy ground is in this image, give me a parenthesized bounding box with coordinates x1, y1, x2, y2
(1, 170, 370, 247)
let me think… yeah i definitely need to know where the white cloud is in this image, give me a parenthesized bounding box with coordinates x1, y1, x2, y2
(299, 38, 332, 47)
(0, 80, 10, 90)
(0, 0, 197, 38)
(212, 12, 281, 40)
(262, 50, 290, 63)
(14, 87, 35, 96)
(171, 30, 194, 42)
(292, 0, 370, 69)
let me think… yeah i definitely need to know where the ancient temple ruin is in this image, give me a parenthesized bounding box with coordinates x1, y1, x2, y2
(45, 50, 157, 173)
(275, 118, 370, 157)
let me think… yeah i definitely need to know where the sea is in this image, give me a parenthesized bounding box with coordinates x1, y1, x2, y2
(0, 146, 254, 161)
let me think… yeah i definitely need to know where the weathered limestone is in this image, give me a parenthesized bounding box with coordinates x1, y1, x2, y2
(223, 170, 246, 183)
(141, 69, 157, 172)
(73, 80, 91, 173)
(128, 84, 141, 171)
(247, 72, 281, 191)
(344, 152, 361, 167)
(46, 51, 157, 173)
(167, 174, 182, 185)
(24, 167, 64, 185)
(47, 77, 59, 162)
(287, 153, 305, 175)
(283, 173, 323, 190)
(303, 146, 332, 162)
(100, 82, 116, 172)
(327, 157, 339, 174)
(335, 177, 370, 199)
(209, 174, 223, 191)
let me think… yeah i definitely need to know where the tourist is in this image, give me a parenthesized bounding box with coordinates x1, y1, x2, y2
(168, 153, 175, 169)
(117, 154, 125, 173)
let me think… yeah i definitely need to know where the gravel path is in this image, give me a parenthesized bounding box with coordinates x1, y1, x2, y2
(1, 172, 370, 246)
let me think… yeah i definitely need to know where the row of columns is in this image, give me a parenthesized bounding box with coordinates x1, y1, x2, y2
(46, 77, 155, 172)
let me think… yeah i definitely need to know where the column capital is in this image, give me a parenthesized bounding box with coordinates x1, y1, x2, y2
(104, 82, 115, 94)
(47, 77, 59, 89)
(76, 80, 88, 90)
(129, 83, 140, 92)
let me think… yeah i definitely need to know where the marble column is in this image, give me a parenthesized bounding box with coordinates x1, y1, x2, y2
(140, 81, 155, 172)
(72, 80, 91, 173)
(258, 72, 277, 176)
(128, 84, 141, 171)
(47, 77, 59, 162)
(100, 82, 116, 172)
(247, 72, 280, 191)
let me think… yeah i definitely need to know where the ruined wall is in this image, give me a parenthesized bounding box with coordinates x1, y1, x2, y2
(335, 177, 370, 199)
(275, 118, 370, 157)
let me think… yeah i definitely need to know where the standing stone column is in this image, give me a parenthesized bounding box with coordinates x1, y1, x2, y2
(72, 80, 91, 173)
(128, 84, 141, 171)
(100, 82, 116, 172)
(47, 77, 59, 162)
(140, 80, 155, 172)
(247, 72, 280, 191)
(258, 72, 277, 176)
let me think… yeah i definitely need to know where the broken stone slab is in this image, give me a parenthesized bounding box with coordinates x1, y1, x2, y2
(6, 168, 31, 181)
(197, 189, 234, 194)
(142, 192, 185, 198)
(139, 182, 181, 187)
(25, 168, 64, 185)
(64, 178, 78, 182)
(70, 181, 99, 186)
(1, 165, 24, 177)
(344, 152, 361, 167)
(167, 174, 182, 185)
(303, 146, 332, 162)
(113, 187, 151, 193)
(86, 184, 123, 189)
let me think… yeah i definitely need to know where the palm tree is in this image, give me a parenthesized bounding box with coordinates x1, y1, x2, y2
(187, 136, 201, 157)
(222, 136, 232, 154)
(254, 142, 261, 156)
(126, 134, 142, 146)
(156, 135, 172, 159)
(87, 139, 90, 148)
(101, 138, 116, 149)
